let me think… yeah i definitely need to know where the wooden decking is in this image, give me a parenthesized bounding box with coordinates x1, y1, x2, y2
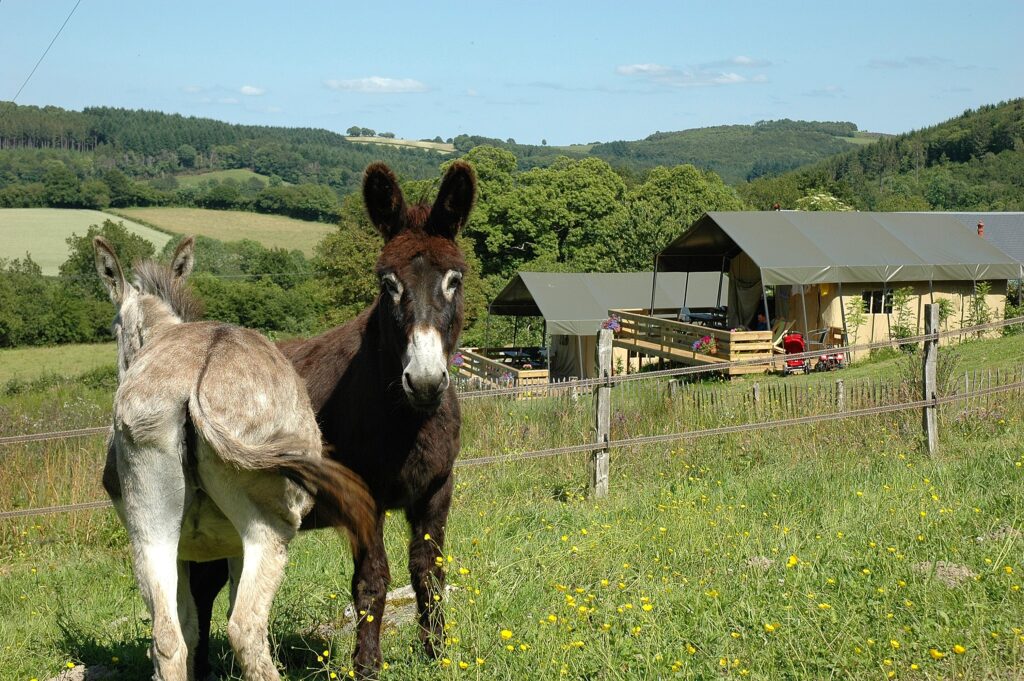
(453, 347, 549, 389)
(611, 308, 774, 376)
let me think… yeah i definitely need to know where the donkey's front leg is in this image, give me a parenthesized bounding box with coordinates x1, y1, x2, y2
(406, 475, 453, 659)
(351, 512, 389, 679)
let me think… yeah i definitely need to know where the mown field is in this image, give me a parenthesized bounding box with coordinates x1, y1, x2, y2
(0, 209, 172, 275)
(1, 336, 1022, 680)
(109, 207, 335, 256)
(345, 137, 455, 154)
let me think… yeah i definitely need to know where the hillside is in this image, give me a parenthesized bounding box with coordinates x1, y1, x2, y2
(739, 99, 1024, 211)
(0, 102, 877, 187)
(588, 120, 879, 183)
(0, 208, 171, 274)
(0, 102, 448, 194)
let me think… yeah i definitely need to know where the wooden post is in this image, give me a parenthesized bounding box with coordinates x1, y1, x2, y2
(752, 383, 761, 416)
(922, 304, 939, 455)
(592, 328, 612, 498)
(836, 378, 846, 413)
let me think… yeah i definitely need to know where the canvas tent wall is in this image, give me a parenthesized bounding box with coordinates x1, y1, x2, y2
(655, 211, 1020, 354)
(488, 271, 722, 378)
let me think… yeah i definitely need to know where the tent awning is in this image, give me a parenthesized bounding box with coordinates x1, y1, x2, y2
(489, 271, 723, 336)
(656, 211, 1023, 286)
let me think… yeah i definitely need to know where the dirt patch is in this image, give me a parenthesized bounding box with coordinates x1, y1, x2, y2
(745, 556, 774, 571)
(981, 525, 1023, 542)
(311, 584, 456, 639)
(913, 561, 978, 588)
(46, 665, 112, 681)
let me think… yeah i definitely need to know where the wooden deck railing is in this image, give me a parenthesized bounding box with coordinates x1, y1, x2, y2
(453, 348, 549, 389)
(610, 308, 774, 376)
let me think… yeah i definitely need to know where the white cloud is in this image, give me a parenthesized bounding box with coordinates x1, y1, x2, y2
(803, 84, 844, 98)
(466, 88, 479, 97)
(616, 63, 672, 76)
(182, 85, 203, 93)
(616, 58, 769, 88)
(239, 85, 264, 96)
(217, 97, 239, 105)
(324, 76, 428, 93)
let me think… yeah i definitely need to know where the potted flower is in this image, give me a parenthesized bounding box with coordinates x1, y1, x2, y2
(450, 351, 465, 374)
(692, 334, 718, 355)
(601, 314, 622, 333)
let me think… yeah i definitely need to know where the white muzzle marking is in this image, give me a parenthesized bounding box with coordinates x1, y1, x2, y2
(402, 325, 449, 398)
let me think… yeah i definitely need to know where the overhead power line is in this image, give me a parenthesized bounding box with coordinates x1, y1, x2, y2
(12, 0, 84, 103)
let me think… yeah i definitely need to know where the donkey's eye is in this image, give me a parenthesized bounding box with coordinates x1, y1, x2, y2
(447, 272, 463, 290)
(381, 274, 403, 299)
(443, 270, 463, 300)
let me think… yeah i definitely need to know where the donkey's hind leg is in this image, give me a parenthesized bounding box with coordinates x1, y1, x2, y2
(116, 435, 190, 681)
(202, 466, 297, 681)
(177, 559, 199, 679)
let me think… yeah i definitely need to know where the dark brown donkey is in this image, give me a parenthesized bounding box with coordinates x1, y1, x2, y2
(191, 160, 474, 678)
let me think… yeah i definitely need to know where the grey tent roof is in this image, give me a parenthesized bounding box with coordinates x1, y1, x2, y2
(906, 212, 1024, 266)
(489, 271, 723, 336)
(656, 211, 1022, 286)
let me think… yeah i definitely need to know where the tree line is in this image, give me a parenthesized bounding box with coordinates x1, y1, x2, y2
(0, 146, 745, 350)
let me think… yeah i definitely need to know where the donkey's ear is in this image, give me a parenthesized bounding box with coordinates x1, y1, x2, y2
(93, 236, 127, 304)
(426, 161, 476, 240)
(170, 235, 195, 280)
(363, 162, 407, 241)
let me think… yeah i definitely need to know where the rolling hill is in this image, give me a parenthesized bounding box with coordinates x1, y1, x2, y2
(0, 102, 880, 191)
(738, 99, 1024, 211)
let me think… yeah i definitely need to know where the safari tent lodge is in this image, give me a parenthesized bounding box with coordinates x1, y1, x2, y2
(614, 211, 1020, 376)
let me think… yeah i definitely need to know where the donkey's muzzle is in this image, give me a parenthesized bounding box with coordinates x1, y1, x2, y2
(403, 369, 449, 410)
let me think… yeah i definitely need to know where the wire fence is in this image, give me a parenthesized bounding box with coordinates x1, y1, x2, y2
(2, 315, 1022, 520)
(3, 377, 1022, 522)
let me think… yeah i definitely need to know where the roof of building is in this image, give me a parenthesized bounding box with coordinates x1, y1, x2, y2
(916, 212, 1024, 265)
(489, 271, 723, 336)
(656, 211, 1022, 285)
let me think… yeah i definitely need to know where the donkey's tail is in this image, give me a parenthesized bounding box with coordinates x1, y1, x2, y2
(187, 393, 376, 547)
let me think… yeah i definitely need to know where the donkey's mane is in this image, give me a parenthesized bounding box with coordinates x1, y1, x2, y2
(133, 259, 204, 322)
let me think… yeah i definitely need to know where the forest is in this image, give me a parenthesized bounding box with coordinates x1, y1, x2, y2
(738, 99, 1024, 211)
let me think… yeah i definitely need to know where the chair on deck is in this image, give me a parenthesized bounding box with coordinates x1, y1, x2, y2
(770, 319, 795, 352)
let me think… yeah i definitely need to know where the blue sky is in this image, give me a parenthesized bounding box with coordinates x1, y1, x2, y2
(2, 1, 1021, 145)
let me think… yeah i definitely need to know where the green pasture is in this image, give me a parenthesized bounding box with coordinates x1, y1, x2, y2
(109, 207, 334, 256)
(1, 330, 1023, 679)
(0, 209, 172, 275)
(0, 343, 114, 385)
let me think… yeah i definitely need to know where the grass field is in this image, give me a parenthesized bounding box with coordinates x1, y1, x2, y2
(346, 136, 455, 154)
(0, 209, 173, 275)
(0, 343, 114, 385)
(109, 207, 335, 256)
(2, 336, 1022, 679)
(171, 168, 273, 188)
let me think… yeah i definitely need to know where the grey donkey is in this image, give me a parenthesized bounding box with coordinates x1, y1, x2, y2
(94, 236, 375, 681)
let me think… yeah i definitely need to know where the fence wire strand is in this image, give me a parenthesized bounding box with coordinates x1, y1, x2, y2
(4, 378, 1022, 521)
